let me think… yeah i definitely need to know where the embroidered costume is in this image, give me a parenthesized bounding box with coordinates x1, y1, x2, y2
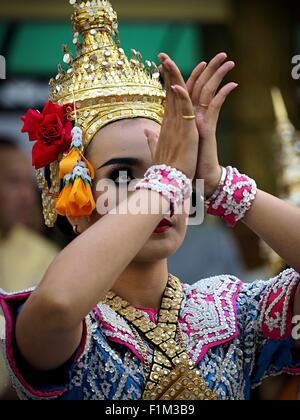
(1, 269, 300, 400)
(1, 0, 300, 401)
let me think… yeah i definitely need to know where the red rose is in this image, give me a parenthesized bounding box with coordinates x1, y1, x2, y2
(21, 101, 73, 169)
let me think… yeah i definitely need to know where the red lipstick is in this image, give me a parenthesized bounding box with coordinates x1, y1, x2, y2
(153, 219, 173, 234)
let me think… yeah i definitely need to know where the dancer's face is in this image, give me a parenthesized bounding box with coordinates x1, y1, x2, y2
(78, 118, 189, 262)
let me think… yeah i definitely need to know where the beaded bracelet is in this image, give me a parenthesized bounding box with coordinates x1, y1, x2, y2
(134, 165, 193, 216)
(206, 166, 257, 227)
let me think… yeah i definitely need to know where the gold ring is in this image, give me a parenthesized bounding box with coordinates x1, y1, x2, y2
(200, 103, 209, 108)
(182, 115, 196, 120)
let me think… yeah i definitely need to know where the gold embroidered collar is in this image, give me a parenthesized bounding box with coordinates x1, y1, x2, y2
(103, 275, 218, 400)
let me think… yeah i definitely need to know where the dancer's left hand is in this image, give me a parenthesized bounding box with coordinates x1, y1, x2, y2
(186, 52, 238, 197)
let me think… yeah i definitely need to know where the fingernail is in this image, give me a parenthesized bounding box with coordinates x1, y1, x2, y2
(158, 53, 167, 62)
(163, 60, 171, 70)
(171, 85, 177, 92)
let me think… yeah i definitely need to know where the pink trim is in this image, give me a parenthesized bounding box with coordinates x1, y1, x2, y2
(0, 292, 66, 398)
(93, 306, 146, 364)
(74, 319, 88, 363)
(284, 367, 300, 374)
(0, 291, 87, 399)
(135, 307, 158, 324)
(260, 270, 300, 341)
(207, 167, 257, 227)
(106, 336, 144, 364)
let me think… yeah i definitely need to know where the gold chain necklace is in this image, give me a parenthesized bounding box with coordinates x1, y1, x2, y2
(103, 275, 218, 400)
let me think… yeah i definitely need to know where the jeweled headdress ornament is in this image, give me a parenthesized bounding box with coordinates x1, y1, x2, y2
(21, 0, 165, 227)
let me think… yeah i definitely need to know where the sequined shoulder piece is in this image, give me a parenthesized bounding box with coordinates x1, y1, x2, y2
(94, 303, 148, 363)
(259, 269, 300, 340)
(180, 275, 243, 364)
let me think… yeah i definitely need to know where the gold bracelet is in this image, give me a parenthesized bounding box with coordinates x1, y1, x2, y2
(204, 167, 227, 207)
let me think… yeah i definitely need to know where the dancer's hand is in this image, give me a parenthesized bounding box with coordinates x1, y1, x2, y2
(186, 52, 238, 196)
(145, 53, 199, 180)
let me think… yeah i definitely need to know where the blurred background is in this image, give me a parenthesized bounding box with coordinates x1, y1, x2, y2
(0, 0, 300, 399)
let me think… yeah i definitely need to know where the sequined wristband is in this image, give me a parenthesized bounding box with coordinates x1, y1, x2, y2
(134, 165, 193, 216)
(206, 166, 257, 227)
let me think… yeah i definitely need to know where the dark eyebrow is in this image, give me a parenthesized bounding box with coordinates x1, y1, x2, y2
(97, 157, 141, 170)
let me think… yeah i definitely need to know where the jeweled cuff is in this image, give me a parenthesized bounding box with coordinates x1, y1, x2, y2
(134, 165, 193, 216)
(206, 166, 257, 227)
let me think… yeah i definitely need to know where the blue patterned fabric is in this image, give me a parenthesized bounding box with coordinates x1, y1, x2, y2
(1, 269, 300, 400)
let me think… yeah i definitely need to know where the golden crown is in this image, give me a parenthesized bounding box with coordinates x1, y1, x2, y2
(49, 0, 166, 147)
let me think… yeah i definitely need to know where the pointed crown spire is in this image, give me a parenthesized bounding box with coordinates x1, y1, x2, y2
(49, 0, 165, 147)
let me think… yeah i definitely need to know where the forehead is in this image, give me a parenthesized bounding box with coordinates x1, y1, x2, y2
(86, 118, 160, 166)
